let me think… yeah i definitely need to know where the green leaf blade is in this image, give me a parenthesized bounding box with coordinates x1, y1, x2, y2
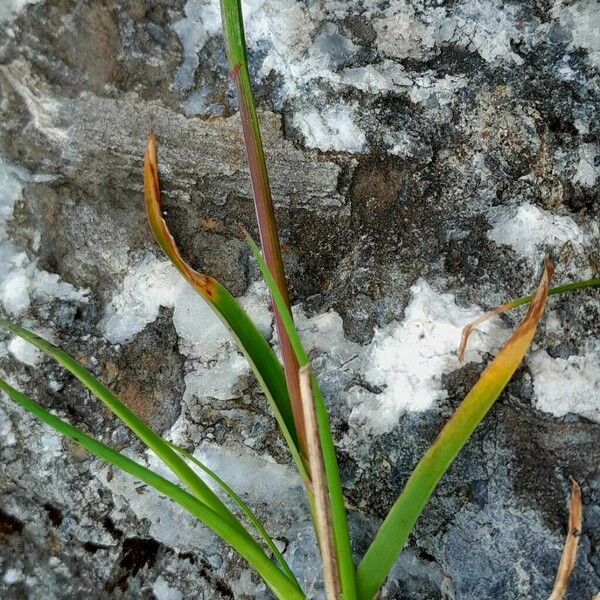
(0, 378, 305, 600)
(0, 319, 238, 529)
(168, 441, 299, 586)
(144, 135, 304, 474)
(356, 260, 554, 600)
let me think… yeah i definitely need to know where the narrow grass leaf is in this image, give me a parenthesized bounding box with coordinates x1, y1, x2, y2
(298, 366, 340, 600)
(246, 234, 309, 366)
(356, 259, 554, 600)
(167, 440, 298, 585)
(548, 479, 582, 600)
(248, 234, 357, 600)
(459, 277, 600, 361)
(144, 134, 306, 480)
(0, 319, 239, 529)
(219, 0, 308, 460)
(0, 378, 305, 600)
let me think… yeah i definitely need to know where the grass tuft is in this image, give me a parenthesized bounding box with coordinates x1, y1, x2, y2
(1, 1, 598, 597)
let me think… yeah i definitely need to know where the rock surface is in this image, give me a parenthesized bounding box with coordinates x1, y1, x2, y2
(0, 1, 599, 598)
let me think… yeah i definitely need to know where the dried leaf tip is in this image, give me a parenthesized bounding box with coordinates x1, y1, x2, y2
(527, 257, 554, 320)
(459, 258, 554, 362)
(145, 132, 157, 167)
(142, 133, 213, 295)
(548, 478, 582, 600)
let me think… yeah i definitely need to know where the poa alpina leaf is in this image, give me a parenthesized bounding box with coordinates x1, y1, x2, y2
(144, 134, 306, 480)
(0, 377, 304, 600)
(356, 259, 554, 600)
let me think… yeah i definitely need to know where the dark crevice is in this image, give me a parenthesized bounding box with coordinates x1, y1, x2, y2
(43, 503, 64, 528)
(106, 537, 161, 592)
(0, 509, 24, 540)
(199, 558, 235, 599)
(83, 541, 112, 554)
(102, 515, 123, 540)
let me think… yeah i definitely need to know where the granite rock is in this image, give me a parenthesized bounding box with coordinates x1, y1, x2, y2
(0, 1, 599, 598)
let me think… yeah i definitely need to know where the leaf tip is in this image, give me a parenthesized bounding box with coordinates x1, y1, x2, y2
(459, 257, 554, 362)
(548, 478, 582, 600)
(526, 257, 553, 320)
(543, 256, 555, 285)
(145, 131, 158, 167)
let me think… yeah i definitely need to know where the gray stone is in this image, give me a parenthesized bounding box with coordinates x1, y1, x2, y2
(0, 1, 599, 598)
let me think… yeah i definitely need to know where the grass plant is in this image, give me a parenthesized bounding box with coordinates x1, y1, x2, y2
(1, 1, 598, 598)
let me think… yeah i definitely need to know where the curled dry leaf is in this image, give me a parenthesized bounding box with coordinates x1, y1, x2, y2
(458, 260, 554, 362)
(144, 132, 216, 297)
(459, 302, 512, 362)
(548, 479, 583, 600)
(459, 266, 600, 362)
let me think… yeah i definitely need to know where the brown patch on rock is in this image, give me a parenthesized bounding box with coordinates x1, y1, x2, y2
(107, 309, 185, 434)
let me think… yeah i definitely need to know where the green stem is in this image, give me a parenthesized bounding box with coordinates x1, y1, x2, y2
(220, 0, 308, 461)
(511, 278, 600, 309)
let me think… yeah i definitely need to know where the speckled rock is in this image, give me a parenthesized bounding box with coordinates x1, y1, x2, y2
(0, 1, 599, 599)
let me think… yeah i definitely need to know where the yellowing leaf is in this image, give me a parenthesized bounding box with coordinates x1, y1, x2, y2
(356, 259, 554, 600)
